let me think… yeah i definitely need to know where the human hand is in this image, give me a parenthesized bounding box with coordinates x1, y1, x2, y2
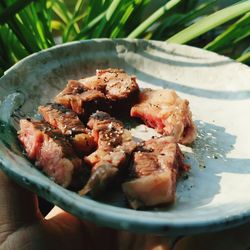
(3, 169, 249, 250)
(0, 170, 171, 250)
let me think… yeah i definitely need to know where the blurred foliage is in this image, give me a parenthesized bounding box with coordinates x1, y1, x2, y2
(0, 0, 250, 75)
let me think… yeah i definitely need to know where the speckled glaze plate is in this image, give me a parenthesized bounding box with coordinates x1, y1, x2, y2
(0, 39, 250, 236)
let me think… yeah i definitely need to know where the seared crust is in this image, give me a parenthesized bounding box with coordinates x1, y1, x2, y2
(55, 80, 107, 118)
(39, 103, 86, 135)
(39, 103, 96, 155)
(55, 68, 139, 118)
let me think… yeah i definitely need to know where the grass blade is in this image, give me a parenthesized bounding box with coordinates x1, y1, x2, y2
(106, 0, 121, 21)
(154, 0, 216, 40)
(237, 47, 250, 63)
(128, 0, 182, 39)
(74, 11, 106, 40)
(33, 1, 55, 48)
(204, 12, 250, 51)
(63, 12, 87, 42)
(0, 0, 34, 24)
(167, 0, 250, 44)
(92, 0, 122, 38)
(111, 3, 134, 38)
(52, 0, 72, 24)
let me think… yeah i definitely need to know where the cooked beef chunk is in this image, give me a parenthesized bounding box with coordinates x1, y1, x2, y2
(55, 68, 139, 119)
(80, 68, 139, 103)
(18, 119, 87, 189)
(55, 80, 107, 118)
(17, 68, 196, 209)
(131, 89, 197, 145)
(39, 103, 96, 154)
(122, 136, 188, 209)
(38, 103, 86, 135)
(79, 111, 137, 196)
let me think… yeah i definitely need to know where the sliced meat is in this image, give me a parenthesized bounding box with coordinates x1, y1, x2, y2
(55, 68, 139, 118)
(86, 110, 124, 147)
(18, 119, 87, 189)
(38, 103, 96, 154)
(54, 80, 107, 118)
(79, 111, 137, 196)
(80, 68, 139, 103)
(131, 89, 197, 145)
(38, 103, 86, 135)
(122, 136, 188, 209)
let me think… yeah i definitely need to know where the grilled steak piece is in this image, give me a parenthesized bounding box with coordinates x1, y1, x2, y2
(38, 103, 96, 154)
(131, 89, 197, 145)
(79, 111, 137, 196)
(122, 136, 188, 209)
(55, 68, 139, 119)
(38, 103, 86, 135)
(18, 119, 87, 189)
(55, 80, 107, 118)
(79, 68, 139, 105)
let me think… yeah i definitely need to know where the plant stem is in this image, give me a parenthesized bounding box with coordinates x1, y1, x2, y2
(167, 0, 250, 44)
(128, 0, 182, 38)
(0, 0, 34, 24)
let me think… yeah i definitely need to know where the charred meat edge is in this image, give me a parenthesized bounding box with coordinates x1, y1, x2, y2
(55, 68, 139, 118)
(39, 103, 96, 155)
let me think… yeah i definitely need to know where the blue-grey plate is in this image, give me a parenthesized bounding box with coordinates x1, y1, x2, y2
(1, 39, 250, 236)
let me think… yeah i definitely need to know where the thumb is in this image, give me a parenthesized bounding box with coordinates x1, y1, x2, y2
(0, 170, 42, 230)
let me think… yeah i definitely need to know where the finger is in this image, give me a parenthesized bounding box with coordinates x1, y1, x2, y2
(46, 206, 170, 250)
(45, 206, 94, 250)
(0, 170, 42, 229)
(47, 206, 118, 250)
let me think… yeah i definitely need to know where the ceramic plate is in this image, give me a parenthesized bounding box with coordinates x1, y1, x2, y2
(0, 39, 250, 236)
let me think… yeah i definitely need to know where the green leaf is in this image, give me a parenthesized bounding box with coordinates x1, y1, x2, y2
(128, 0, 182, 39)
(33, 1, 55, 48)
(234, 29, 250, 43)
(153, 1, 215, 40)
(93, 0, 122, 38)
(111, 3, 134, 38)
(106, 0, 122, 21)
(205, 12, 250, 51)
(237, 47, 250, 63)
(52, 0, 72, 24)
(0, 0, 34, 24)
(74, 12, 106, 40)
(63, 12, 87, 42)
(83, 0, 108, 25)
(167, 0, 250, 44)
(174, 0, 216, 28)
